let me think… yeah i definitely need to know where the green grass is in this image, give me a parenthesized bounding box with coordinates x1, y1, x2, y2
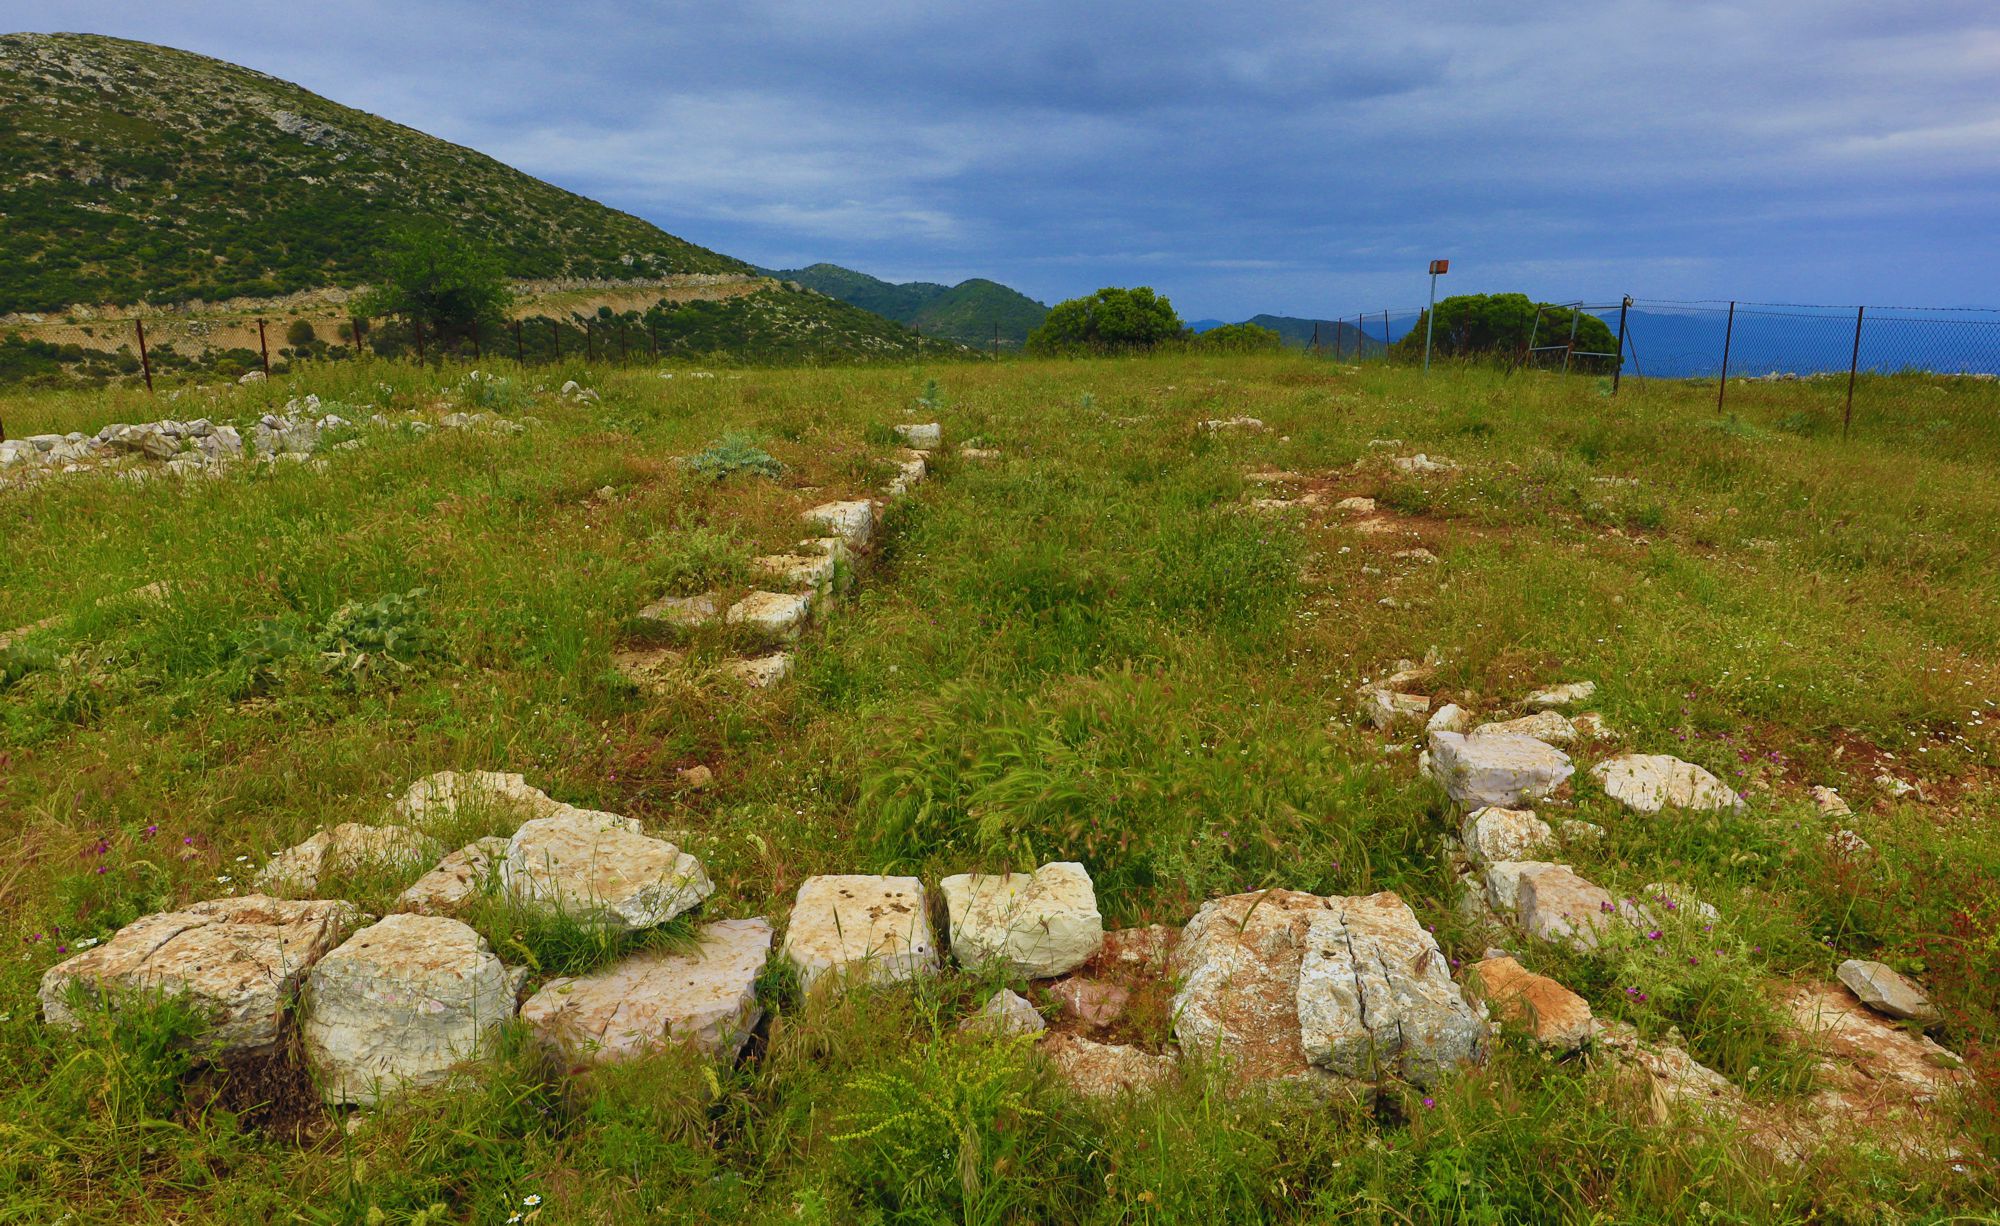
(0, 353, 1996, 1222)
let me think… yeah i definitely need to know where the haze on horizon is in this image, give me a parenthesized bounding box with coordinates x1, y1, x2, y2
(6, 1, 1997, 321)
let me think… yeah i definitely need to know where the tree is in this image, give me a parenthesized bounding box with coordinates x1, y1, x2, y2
(355, 224, 512, 348)
(1389, 293, 1620, 372)
(1198, 322, 1283, 353)
(1025, 286, 1185, 355)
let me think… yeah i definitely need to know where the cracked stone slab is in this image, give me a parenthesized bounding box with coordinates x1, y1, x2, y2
(751, 552, 840, 592)
(1517, 865, 1653, 951)
(893, 422, 942, 449)
(254, 823, 438, 896)
(1481, 860, 1565, 915)
(502, 807, 714, 931)
(1170, 888, 1481, 1087)
(1524, 681, 1596, 710)
(1591, 754, 1744, 813)
(800, 500, 873, 549)
(1460, 807, 1553, 867)
(1428, 731, 1574, 809)
(780, 875, 939, 992)
(394, 836, 510, 916)
(1041, 1033, 1176, 1097)
(940, 861, 1104, 978)
(41, 895, 356, 1054)
(521, 918, 771, 1069)
(303, 913, 524, 1106)
(638, 592, 719, 627)
(1472, 711, 1577, 744)
(961, 989, 1046, 1038)
(1363, 688, 1430, 730)
(726, 589, 813, 640)
(389, 770, 563, 828)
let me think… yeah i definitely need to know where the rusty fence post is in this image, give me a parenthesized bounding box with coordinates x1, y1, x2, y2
(135, 318, 154, 392)
(513, 320, 524, 363)
(1612, 296, 1631, 393)
(585, 319, 594, 362)
(551, 318, 560, 360)
(1843, 305, 1865, 438)
(257, 319, 271, 379)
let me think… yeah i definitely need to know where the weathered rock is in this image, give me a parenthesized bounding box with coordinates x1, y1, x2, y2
(800, 500, 873, 549)
(781, 875, 939, 992)
(1557, 819, 1605, 844)
(726, 590, 813, 640)
(751, 552, 840, 592)
(1100, 924, 1177, 970)
(1428, 731, 1574, 809)
(303, 914, 524, 1106)
(892, 422, 942, 449)
(520, 918, 771, 1068)
(1200, 416, 1264, 431)
(1480, 860, 1564, 915)
(1570, 712, 1615, 740)
(1334, 495, 1376, 514)
(940, 861, 1104, 978)
(1363, 688, 1430, 730)
(1171, 889, 1481, 1086)
(1826, 827, 1873, 857)
(1809, 785, 1852, 817)
(1784, 983, 1968, 1112)
(1463, 956, 1593, 1050)
(1524, 681, 1596, 711)
(1041, 1033, 1175, 1097)
(40, 896, 355, 1053)
(722, 652, 793, 688)
(1426, 703, 1471, 734)
(390, 770, 563, 828)
(1392, 453, 1455, 475)
(960, 989, 1046, 1038)
(1836, 959, 1938, 1023)
(394, 836, 509, 916)
(502, 807, 713, 931)
(887, 451, 928, 496)
(1473, 711, 1577, 744)
(1593, 1019, 1741, 1124)
(638, 592, 719, 627)
(612, 646, 687, 691)
(677, 764, 715, 790)
(1591, 754, 1743, 813)
(254, 823, 437, 896)
(1517, 866, 1651, 951)
(1459, 807, 1553, 867)
(960, 446, 1000, 461)
(1048, 978, 1129, 1030)
(1875, 773, 1916, 798)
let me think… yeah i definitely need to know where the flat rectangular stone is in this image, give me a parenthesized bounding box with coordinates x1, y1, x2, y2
(781, 875, 938, 992)
(726, 589, 813, 640)
(638, 592, 719, 627)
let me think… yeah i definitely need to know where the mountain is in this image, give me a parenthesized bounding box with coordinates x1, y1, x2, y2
(1195, 314, 1378, 354)
(766, 264, 1048, 346)
(0, 32, 757, 313)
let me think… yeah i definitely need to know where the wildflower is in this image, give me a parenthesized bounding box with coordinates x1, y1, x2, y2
(523, 1195, 542, 1207)
(95, 865, 106, 875)
(1421, 1097, 1435, 1109)
(216, 875, 232, 884)
(1599, 900, 1614, 913)
(508, 1217, 521, 1225)
(183, 836, 194, 845)
(55, 945, 66, 954)
(144, 824, 157, 836)
(1646, 930, 1663, 941)
(235, 855, 250, 863)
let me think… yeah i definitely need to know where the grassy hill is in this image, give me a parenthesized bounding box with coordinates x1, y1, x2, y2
(768, 263, 1048, 346)
(0, 32, 750, 313)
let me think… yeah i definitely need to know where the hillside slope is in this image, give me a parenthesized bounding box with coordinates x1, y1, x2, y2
(768, 263, 1047, 346)
(0, 32, 749, 313)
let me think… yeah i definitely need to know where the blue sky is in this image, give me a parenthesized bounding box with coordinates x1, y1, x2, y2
(9, 2, 2000, 319)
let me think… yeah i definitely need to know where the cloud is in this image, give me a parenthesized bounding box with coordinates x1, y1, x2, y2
(5, 0, 1998, 315)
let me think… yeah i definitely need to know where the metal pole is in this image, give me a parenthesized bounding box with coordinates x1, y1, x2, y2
(585, 319, 594, 362)
(513, 320, 524, 363)
(1423, 273, 1439, 371)
(1717, 300, 1735, 414)
(414, 319, 425, 363)
(619, 319, 629, 363)
(1843, 305, 1864, 437)
(135, 318, 154, 392)
(1383, 310, 1391, 359)
(353, 318, 366, 359)
(257, 319, 271, 379)
(648, 318, 658, 360)
(1562, 305, 1580, 374)
(1612, 296, 1630, 393)
(994, 322, 1001, 360)
(551, 318, 560, 360)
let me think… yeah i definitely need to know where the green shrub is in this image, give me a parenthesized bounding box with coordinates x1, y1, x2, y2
(686, 432, 781, 480)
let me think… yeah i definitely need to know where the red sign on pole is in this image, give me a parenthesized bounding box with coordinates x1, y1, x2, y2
(1428, 259, 1449, 275)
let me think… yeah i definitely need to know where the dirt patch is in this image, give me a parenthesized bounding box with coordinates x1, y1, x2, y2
(183, 1024, 327, 1142)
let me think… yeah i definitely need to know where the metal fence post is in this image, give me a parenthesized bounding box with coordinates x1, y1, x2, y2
(135, 318, 154, 392)
(1383, 310, 1391, 358)
(1612, 296, 1630, 393)
(1843, 305, 1865, 437)
(414, 319, 425, 363)
(551, 318, 560, 360)
(1717, 301, 1735, 414)
(257, 318, 271, 379)
(513, 320, 524, 363)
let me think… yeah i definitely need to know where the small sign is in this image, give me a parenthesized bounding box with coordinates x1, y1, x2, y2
(1429, 259, 1450, 275)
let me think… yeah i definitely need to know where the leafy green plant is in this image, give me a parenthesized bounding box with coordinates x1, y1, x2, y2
(686, 432, 781, 480)
(315, 588, 432, 679)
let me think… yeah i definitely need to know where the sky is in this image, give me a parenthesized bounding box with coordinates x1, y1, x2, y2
(7, 2, 2000, 320)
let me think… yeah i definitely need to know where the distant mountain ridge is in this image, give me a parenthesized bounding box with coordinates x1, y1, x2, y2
(764, 263, 1048, 347)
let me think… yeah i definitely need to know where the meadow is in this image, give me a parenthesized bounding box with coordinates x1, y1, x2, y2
(0, 353, 1995, 1224)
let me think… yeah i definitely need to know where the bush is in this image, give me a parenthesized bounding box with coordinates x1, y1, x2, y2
(1026, 287, 1185, 355)
(686, 432, 782, 481)
(284, 319, 315, 347)
(1198, 322, 1283, 353)
(1390, 292, 1620, 373)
